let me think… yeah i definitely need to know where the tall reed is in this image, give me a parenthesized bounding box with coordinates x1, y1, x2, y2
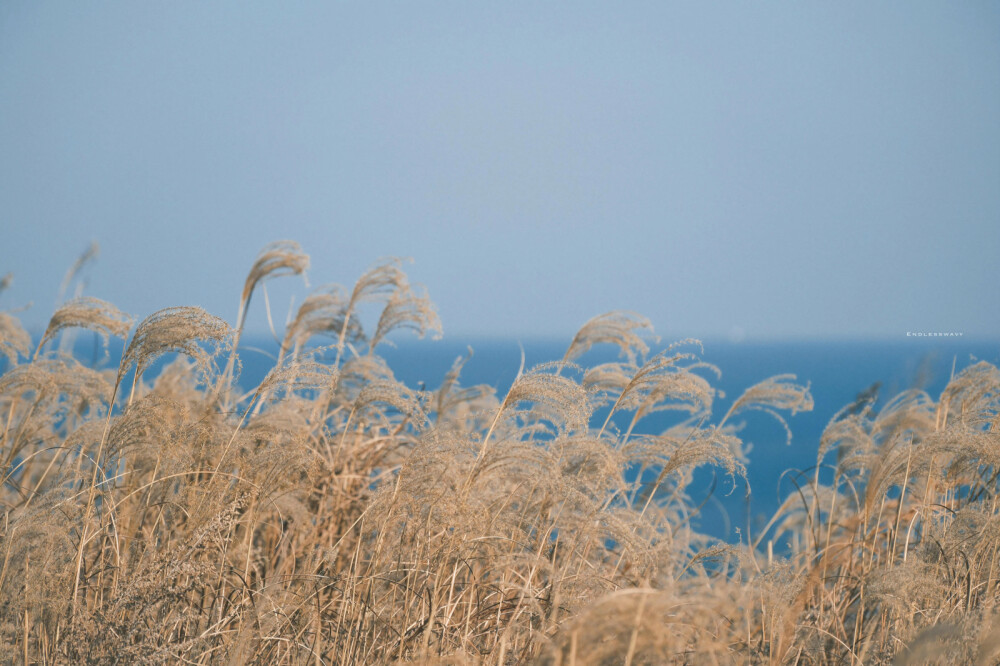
(0, 242, 996, 664)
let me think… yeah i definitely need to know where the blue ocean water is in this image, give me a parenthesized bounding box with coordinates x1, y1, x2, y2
(33, 333, 1000, 544)
(234, 335, 1000, 544)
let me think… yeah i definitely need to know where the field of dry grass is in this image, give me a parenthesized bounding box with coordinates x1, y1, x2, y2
(1, 241, 999, 664)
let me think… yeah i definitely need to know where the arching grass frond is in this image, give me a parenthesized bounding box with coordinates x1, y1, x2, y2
(0, 311, 30, 366)
(39, 297, 133, 356)
(121, 306, 232, 384)
(564, 311, 656, 366)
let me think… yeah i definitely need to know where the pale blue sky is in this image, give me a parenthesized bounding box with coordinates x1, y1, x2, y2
(1, 2, 998, 340)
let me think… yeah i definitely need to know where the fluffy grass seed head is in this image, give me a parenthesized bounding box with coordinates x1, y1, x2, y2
(121, 306, 232, 384)
(281, 285, 362, 355)
(564, 310, 657, 366)
(369, 284, 442, 352)
(240, 240, 310, 312)
(722, 374, 814, 445)
(39, 296, 133, 356)
(0, 311, 30, 366)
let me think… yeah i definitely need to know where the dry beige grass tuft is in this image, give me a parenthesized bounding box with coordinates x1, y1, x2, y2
(0, 242, 996, 665)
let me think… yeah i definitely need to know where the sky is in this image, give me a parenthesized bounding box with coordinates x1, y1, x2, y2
(1, 2, 998, 342)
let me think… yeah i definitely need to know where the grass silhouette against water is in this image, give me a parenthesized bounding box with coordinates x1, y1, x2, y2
(1, 242, 999, 664)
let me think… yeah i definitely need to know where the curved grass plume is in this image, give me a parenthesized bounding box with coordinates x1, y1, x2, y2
(1, 242, 998, 664)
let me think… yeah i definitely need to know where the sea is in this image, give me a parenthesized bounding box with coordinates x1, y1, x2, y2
(32, 333, 1000, 546)
(244, 335, 1000, 545)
